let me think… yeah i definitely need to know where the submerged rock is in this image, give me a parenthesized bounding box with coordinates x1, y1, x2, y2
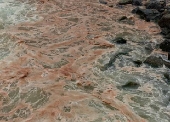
(122, 81, 141, 89)
(163, 73, 170, 84)
(112, 37, 127, 44)
(144, 55, 163, 68)
(0, 21, 4, 29)
(100, 50, 131, 71)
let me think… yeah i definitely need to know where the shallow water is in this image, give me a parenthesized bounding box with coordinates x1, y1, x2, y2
(0, 0, 169, 122)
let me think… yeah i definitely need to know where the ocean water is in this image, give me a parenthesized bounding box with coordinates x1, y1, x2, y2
(0, 0, 38, 27)
(0, 0, 169, 122)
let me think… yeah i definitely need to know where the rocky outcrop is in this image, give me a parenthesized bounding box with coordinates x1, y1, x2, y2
(145, 0, 166, 12)
(132, 7, 161, 21)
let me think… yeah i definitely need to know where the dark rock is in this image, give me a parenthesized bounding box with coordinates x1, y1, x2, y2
(158, 14, 170, 29)
(132, 7, 161, 21)
(161, 28, 170, 35)
(132, 0, 142, 6)
(108, 4, 114, 7)
(118, 16, 134, 25)
(163, 73, 170, 84)
(122, 81, 140, 89)
(163, 60, 170, 68)
(99, 0, 107, 4)
(145, 43, 154, 54)
(144, 56, 163, 68)
(119, 16, 128, 21)
(118, 0, 132, 5)
(133, 60, 143, 67)
(160, 40, 170, 52)
(145, 0, 166, 12)
(164, 33, 170, 39)
(112, 37, 127, 44)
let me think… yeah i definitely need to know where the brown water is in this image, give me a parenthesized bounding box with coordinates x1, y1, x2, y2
(0, 0, 169, 122)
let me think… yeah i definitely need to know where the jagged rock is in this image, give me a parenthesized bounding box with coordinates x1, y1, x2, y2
(145, 0, 166, 12)
(158, 14, 170, 29)
(144, 56, 163, 68)
(160, 40, 170, 52)
(118, 0, 132, 5)
(132, 7, 161, 21)
(132, 0, 142, 6)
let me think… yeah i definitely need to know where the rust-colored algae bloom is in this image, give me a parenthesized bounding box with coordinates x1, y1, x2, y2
(0, 0, 169, 122)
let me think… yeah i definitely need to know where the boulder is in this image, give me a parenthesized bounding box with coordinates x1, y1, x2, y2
(160, 40, 170, 52)
(144, 55, 163, 68)
(158, 14, 170, 29)
(132, 7, 161, 21)
(145, 0, 166, 12)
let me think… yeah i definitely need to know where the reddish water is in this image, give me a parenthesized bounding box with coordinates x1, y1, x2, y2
(0, 0, 169, 122)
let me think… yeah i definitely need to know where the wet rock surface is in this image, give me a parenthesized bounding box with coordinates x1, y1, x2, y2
(0, 0, 169, 122)
(132, 7, 161, 21)
(118, 0, 132, 5)
(145, 0, 166, 11)
(112, 37, 127, 44)
(132, 0, 142, 6)
(144, 55, 163, 68)
(158, 13, 170, 28)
